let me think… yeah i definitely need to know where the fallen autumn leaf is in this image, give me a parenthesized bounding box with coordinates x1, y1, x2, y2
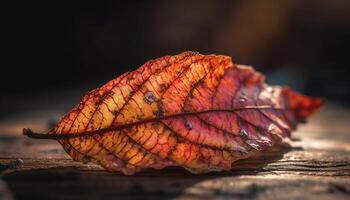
(23, 51, 322, 175)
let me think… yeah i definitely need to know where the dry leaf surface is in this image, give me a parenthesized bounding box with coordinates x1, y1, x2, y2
(24, 51, 322, 175)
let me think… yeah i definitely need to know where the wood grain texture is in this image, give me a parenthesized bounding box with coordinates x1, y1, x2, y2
(0, 100, 349, 199)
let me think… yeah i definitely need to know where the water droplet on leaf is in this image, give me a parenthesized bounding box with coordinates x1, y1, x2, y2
(239, 129, 248, 138)
(185, 121, 193, 130)
(240, 93, 247, 103)
(145, 91, 156, 104)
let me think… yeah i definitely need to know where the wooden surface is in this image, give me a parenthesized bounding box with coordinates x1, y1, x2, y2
(0, 102, 349, 200)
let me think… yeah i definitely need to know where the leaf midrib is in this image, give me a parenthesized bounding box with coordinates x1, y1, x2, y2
(32, 106, 288, 139)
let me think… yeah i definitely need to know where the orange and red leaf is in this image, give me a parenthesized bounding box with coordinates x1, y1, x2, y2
(24, 51, 322, 174)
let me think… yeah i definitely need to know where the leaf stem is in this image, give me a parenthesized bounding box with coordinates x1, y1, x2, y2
(23, 128, 62, 139)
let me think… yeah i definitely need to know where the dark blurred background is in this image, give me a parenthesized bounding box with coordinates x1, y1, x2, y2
(2, 0, 350, 120)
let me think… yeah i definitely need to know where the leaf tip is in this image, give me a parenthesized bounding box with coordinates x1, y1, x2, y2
(283, 87, 323, 120)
